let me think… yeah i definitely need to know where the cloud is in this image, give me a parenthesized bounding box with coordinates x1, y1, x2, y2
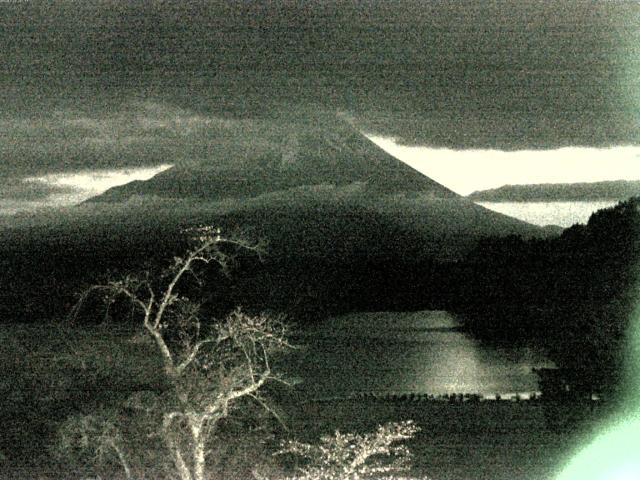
(1, 1, 637, 150)
(31, 164, 173, 197)
(0, 102, 240, 179)
(0, 165, 173, 216)
(0, 179, 78, 201)
(369, 136, 640, 195)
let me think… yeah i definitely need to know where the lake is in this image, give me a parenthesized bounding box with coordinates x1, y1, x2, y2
(286, 310, 554, 400)
(476, 201, 618, 228)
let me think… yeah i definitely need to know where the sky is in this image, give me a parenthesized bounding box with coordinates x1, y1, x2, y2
(0, 164, 172, 216)
(0, 1, 639, 211)
(369, 136, 640, 196)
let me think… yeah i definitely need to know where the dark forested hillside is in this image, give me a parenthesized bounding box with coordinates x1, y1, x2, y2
(0, 190, 537, 324)
(454, 197, 640, 397)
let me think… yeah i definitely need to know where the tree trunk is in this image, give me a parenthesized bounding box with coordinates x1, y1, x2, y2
(171, 443, 193, 480)
(191, 420, 207, 480)
(110, 441, 133, 480)
(164, 414, 193, 480)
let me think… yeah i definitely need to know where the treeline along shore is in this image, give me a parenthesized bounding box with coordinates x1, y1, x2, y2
(452, 197, 640, 398)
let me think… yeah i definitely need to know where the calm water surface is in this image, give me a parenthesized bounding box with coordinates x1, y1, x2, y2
(476, 201, 618, 227)
(286, 311, 554, 399)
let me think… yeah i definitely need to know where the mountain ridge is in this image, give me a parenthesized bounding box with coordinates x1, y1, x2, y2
(0, 117, 562, 322)
(84, 118, 557, 262)
(467, 180, 640, 202)
(89, 118, 459, 203)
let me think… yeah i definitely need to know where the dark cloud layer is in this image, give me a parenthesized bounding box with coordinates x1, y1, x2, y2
(0, 0, 638, 159)
(0, 101, 237, 177)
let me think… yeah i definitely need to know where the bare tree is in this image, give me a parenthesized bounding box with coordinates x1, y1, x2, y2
(65, 226, 291, 480)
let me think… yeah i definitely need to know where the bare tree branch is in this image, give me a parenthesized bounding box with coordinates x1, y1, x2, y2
(65, 227, 287, 480)
(176, 337, 216, 374)
(248, 392, 289, 433)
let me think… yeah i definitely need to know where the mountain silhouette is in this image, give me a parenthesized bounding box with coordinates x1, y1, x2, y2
(91, 116, 459, 202)
(0, 116, 562, 322)
(88, 116, 556, 263)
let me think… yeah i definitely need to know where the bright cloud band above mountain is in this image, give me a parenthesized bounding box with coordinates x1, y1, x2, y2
(2, 100, 640, 216)
(369, 136, 640, 196)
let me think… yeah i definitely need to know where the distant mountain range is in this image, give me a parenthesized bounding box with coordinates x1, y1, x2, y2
(467, 180, 640, 202)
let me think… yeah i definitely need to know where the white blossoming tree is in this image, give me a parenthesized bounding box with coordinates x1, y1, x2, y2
(274, 420, 430, 480)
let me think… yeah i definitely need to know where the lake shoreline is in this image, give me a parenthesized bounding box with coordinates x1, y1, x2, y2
(285, 310, 554, 400)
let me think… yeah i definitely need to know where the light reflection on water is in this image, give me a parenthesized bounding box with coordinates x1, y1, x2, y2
(476, 201, 618, 228)
(287, 310, 554, 398)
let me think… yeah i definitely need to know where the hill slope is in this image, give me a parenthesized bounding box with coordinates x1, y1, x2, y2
(467, 180, 640, 202)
